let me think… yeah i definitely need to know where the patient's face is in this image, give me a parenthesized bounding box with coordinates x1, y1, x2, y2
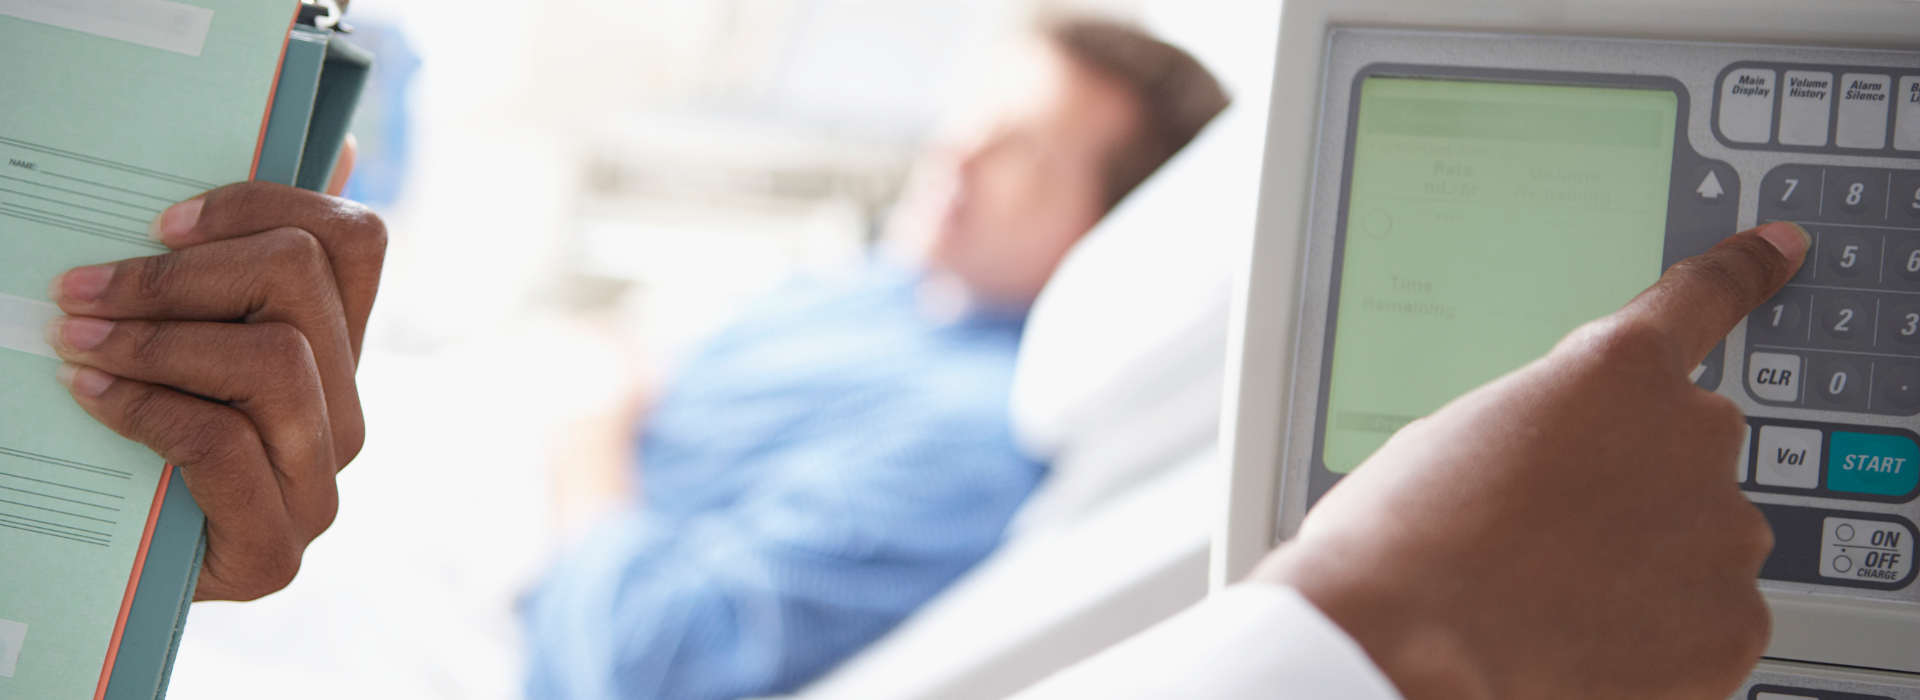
(912, 42, 1142, 306)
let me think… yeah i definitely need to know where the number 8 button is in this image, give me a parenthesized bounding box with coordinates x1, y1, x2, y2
(1833, 171, 1884, 216)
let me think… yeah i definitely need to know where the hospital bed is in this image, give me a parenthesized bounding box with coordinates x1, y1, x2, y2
(785, 22, 1276, 698)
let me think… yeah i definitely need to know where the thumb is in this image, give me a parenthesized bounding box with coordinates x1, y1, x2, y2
(325, 134, 357, 198)
(1613, 221, 1810, 373)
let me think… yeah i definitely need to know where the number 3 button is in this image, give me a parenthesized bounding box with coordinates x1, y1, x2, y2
(1888, 301, 1920, 347)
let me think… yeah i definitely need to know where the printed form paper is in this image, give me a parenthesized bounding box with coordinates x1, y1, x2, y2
(0, 2, 292, 696)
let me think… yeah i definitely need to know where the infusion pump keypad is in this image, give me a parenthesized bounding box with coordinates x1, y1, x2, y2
(1745, 167, 1920, 416)
(1713, 63, 1920, 596)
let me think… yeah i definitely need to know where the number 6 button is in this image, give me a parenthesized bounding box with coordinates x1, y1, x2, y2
(1893, 234, 1920, 287)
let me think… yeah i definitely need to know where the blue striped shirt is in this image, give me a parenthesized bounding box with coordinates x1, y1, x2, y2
(522, 268, 1045, 700)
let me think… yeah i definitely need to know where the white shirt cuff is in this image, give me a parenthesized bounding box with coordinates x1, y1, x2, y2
(1011, 584, 1404, 700)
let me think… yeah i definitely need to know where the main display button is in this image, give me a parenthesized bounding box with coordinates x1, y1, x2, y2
(1814, 295, 1870, 344)
(1780, 71, 1835, 146)
(1838, 74, 1893, 150)
(1828, 432, 1920, 496)
(1884, 301, 1920, 346)
(1757, 426, 1823, 488)
(1808, 357, 1869, 411)
(1751, 290, 1809, 339)
(1821, 231, 1877, 278)
(1749, 352, 1803, 402)
(1897, 76, 1920, 152)
(1830, 171, 1884, 216)
(1820, 517, 1913, 583)
(1876, 362, 1920, 410)
(1720, 69, 1777, 144)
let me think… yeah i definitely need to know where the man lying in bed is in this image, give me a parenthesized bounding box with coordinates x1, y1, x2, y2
(41, 15, 1224, 700)
(517, 19, 1226, 700)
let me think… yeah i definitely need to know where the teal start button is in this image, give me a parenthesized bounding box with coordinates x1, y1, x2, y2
(1829, 432, 1920, 497)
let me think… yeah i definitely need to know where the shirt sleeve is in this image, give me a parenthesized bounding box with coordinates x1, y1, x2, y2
(519, 406, 1043, 700)
(1009, 584, 1405, 700)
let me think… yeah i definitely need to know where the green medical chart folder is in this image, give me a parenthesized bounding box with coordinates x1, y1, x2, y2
(0, 3, 368, 698)
(100, 17, 371, 700)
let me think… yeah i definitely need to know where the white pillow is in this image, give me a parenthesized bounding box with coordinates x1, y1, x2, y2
(1009, 98, 1266, 529)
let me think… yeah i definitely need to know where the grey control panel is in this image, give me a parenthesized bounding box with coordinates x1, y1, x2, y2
(1278, 28, 1920, 672)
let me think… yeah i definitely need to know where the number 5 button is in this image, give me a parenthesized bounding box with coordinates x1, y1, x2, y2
(1821, 231, 1878, 280)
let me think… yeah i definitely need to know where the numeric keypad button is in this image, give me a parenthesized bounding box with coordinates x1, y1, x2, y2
(1809, 357, 1870, 411)
(1898, 173, 1920, 220)
(1890, 235, 1920, 286)
(1885, 301, 1920, 348)
(1821, 231, 1879, 279)
(1815, 295, 1872, 345)
(1876, 362, 1920, 411)
(1832, 171, 1886, 216)
(1751, 289, 1810, 341)
(1764, 166, 1819, 212)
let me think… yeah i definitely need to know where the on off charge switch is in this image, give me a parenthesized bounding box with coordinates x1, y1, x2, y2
(1821, 517, 1914, 583)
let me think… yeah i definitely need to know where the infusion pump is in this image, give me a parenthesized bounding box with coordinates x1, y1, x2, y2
(1217, 0, 1920, 695)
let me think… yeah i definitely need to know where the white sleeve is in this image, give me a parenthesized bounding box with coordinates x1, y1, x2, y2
(1009, 584, 1405, 700)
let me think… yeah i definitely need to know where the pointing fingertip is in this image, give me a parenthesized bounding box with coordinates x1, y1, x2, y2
(55, 363, 114, 398)
(1758, 222, 1811, 263)
(148, 198, 204, 245)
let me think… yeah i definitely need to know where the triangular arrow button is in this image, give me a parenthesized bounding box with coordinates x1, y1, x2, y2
(1697, 171, 1725, 200)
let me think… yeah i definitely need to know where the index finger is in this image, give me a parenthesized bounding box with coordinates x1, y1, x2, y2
(146, 181, 386, 354)
(1616, 221, 1810, 371)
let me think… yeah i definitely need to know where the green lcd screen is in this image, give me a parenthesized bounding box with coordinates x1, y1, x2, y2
(1320, 77, 1679, 473)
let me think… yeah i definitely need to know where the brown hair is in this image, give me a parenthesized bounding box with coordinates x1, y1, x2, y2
(1044, 17, 1231, 210)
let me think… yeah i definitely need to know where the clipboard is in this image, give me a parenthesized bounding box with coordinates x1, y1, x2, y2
(96, 5, 371, 698)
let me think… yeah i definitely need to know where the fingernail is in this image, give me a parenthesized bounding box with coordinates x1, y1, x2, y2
(55, 363, 115, 398)
(1759, 222, 1812, 262)
(147, 198, 203, 244)
(45, 317, 112, 353)
(49, 264, 113, 304)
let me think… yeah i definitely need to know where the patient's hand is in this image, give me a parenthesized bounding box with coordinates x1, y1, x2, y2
(46, 180, 386, 601)
(1254, 222, 1808, 700)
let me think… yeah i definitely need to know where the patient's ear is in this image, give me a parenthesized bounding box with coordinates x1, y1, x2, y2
(326, 134, 358, 197)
